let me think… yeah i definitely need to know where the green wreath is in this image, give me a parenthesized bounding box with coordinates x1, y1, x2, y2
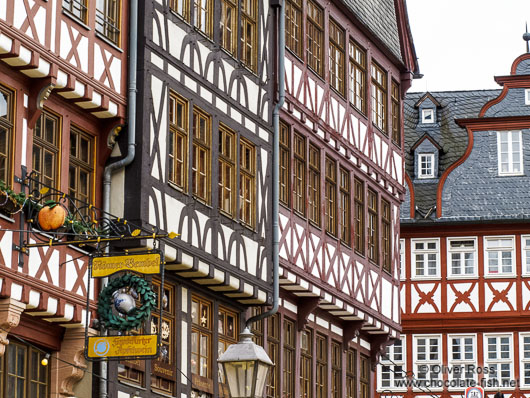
(97, 274, 157, 332)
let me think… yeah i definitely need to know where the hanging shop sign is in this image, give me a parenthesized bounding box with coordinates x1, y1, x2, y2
(465, 386, 484, 398)
(87, 335, 158, 359)
(91, 252, 161, 278)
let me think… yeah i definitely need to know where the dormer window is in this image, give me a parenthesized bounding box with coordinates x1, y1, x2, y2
(421, 109, 434, 124)
(525, 89, 530, 105)
(497, 131, 523, 175)
(418, 153, 434, 178)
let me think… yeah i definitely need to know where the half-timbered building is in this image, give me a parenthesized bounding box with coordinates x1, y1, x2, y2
(377, 51, 530, 398)
(0, 0, 128, 396)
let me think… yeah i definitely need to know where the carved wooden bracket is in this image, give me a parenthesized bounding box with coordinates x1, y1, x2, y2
(370, 334, 396, 370)
(50, 327, 96, 398)
(0, 298, 26, 356)
(342, 320, 365, 351)
(297, 297, 320, 331)
(28, 75, 57, 129)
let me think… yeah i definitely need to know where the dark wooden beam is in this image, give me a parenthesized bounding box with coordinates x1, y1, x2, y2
(296, 297, 320, 331)
(342, 320, 364, 351)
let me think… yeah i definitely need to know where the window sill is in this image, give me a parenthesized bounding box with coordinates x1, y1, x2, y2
(447, 274, 478, 280)
(483, 273, 516, 279)
(498, 172, 525, 177)
(411, 276, 442, 281)
(95, 32, 123, 52)
(372, 123, 388, 137)
(62, 9, 91, 31)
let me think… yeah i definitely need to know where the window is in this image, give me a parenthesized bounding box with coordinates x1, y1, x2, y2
(300, 329, 312, 398)
(218, 307, 239, 395)
(170, 0, 190, 21)
(150, 281, 176, 394)
(69, 127, 95, 211)
(193, 0, 213, 37)
(239, 138, 255, 227)
(315, 334, 327, 398)
(192, 108, 211, 203)
(306, 1, 324, 76)
(325, 157, 337, 235)
(523, 236, 530, 276)
(63, 0, 88, 23)
(414, 336, 441, 383)
(349, 41, 366, 113)
(266, 314, 280, 398)
(484, 334, 512, 385)
(33, 111, 60, 190)
(421, 109, 434, 124)
(168, 92, 188, 190)
(285, 0, 302, 58)
(525, 89, 530, 105)
(448, 335, 476, 385)
(391, 81, 400, 146)
(354, 178, 365, 255)
(218, 125, 236, 217)
(191, 296, 213, 394)
(279, 121, 290, 205)
(220, 0, 237, 56)
(379, 338, 405, 390)
(418, 153, 435, 179)
(497, 131, 523, 175)
(346, 349, 356, 398)
(400, 239, 405, 280)
(339, 168, 350, 245)
(329, 20, 345, 95)
(448, 238, 477, 277)
(520, 333, 530, 386)
(96, 0, 120, 45)
(381, 199, 391, 272)
(360, 355, 370, 398)
(331, 341, 341, 398)
(1, 342, 49, 397)
(367, 189, 378, 263)
(240, 0, 257, 71)
(0, 85, 13, 184)
(283, 318, 295, 398)
(371, 62, 387, 132)
(485, 237, 515, 276)
(308, 144, 320, 225)
(293, 133, 306, 215)
(412, 239, 439, 278)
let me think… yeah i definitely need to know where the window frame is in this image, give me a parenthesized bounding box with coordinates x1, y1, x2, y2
(378, 337, 406, 391)
(346, 348, 357, 398)
(399, 238, 406, 280)
(371, 62, 387, 133)
(339, 167, 350, 245)
(411, 238, 440, 279)
(381, 199, 391, 273)
(283, 318, 296, 398)
(349, 40, 366, 114)
(170, 0, 191, 21)
(329, 19, 345, 96)
(300, 329, 313, 398)
(190, 295, 214, 395)
(447, 237, 478, 279)
(325, 157, 337, 236)
(33, 109, 61, 191)
(168, 92, 189, 191)
(525, 89, 530, 106)
(522, 235, 530, 277)
(220, 0, 237, 56)
(285, 0, 303, 58)
(519, 332, 530, 387)
(308, 143, 320, 226)
(240, 0, 258, 72)
(68, 125, 95, 210)
(62, 0, 88, 24)
(95, 0, 121, 46)
(413, 335, 442, 388)
(391, 80, 400, 146)
(497, 130, 523, 176)
(218, 124, 237, 217)
(354, 178, 365, 255)
(483, 333, 513, 387)
(293, 132, 306, 216)
(193, 0, 213, 38)
(417, 153, 435, 179)
(367, 188, 378, 264)
(279, 121, 291, 206)
(447, 334, 477, 388)
(306, 0, 324, 77)
(484, 236, 515, 277)
(0, 84, 14, 185)
(239, 137, 256, 228)
(315, 333, 327, 398)
(421, 108, 434, 124)
(192, 107, 212, 204)
(331, 341, 342, 398)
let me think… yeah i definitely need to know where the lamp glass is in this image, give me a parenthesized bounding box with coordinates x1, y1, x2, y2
(253, 362, 270, 398)
(223, 361, 255, 398)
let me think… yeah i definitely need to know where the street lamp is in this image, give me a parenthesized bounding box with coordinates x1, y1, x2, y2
(217, 328, 273, 398)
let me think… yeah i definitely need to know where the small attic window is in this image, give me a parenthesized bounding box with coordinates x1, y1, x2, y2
(421, 109, 434, 123)
(525, 89, 530, 105)
(418, 153, 435, 178)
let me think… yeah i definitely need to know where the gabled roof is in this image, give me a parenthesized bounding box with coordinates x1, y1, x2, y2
(410, 133, 443, 152)
(414, 92, 441, 108)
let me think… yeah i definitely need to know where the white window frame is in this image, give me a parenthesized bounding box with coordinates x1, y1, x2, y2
(378, 336, 407, 391)
(519, 332, 530, 387)
(483, 333, 513, 389)
(413, 335, 442, 390)
(421, 108, 434, 124)
(522, 235, 530, 277)
(400, 239, 406, 280)
(484, 236, 515, 277)
(447, 334, 476, 388)
(411, 239, 440, 279)
(525, 89, 530, 105)
(447, 237, 477, 279)
(497, 130, 523, 176)
(417, 153, 435, 179)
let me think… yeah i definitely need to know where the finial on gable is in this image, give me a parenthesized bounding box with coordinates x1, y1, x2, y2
(523, 22, 530, 53)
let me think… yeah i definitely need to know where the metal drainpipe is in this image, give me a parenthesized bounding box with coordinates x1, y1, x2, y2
(99, 0, 138, 395)
(245, 0, 285, 329)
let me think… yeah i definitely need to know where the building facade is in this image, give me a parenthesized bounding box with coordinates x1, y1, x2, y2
(0, 0, 128, 396)
(377, 52, 530, 398)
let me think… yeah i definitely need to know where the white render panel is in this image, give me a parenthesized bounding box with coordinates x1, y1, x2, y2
(180, 320, 188, 384)
(394, 285, 400, 322)
(373, 134, 381, 165)
(50, 0, 56, 52)
(0, 230, 12, 268)
(242, 235, 258, 277)
(11, 283, 22, 301)
(168, 21, 185, 60)
(27, 290, 40, 309)
(0, 0, 6, 21)
(197, 41, 209, 78)
(381, 279, 392, 318)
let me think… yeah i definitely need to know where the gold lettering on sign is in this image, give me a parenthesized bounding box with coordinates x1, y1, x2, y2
(87, 335, 158, 358)
(91, 253, 161, 277)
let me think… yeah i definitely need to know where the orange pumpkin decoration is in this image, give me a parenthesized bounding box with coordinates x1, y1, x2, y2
(38, 205, 67, 231)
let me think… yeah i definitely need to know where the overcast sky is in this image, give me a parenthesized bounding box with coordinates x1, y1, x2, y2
(407, 0, 530, 93)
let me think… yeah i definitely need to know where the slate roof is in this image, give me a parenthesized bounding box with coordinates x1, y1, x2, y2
(341, 0, 403, 62)
(403, 89, 501, 222)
